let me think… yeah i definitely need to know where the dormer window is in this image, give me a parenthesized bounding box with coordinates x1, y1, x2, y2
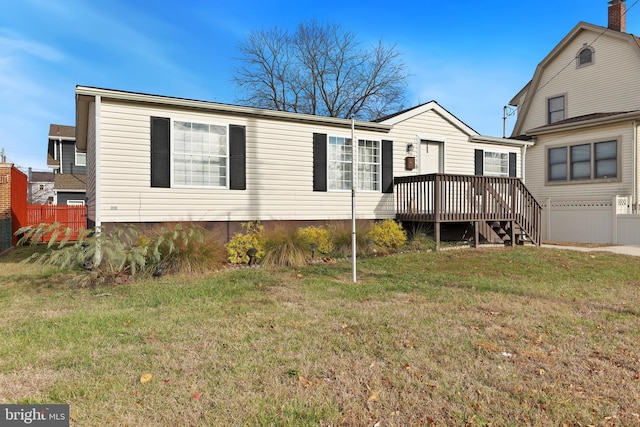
(577, 45, 594, 68)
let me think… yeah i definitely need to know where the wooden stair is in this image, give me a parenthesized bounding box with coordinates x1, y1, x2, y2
(484, 221, 533, 246)
(394, 174, 542, 249)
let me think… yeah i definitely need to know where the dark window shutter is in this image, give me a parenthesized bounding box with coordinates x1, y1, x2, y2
(509, 152, 517, 177)
(151, 117, 170, 188)
(313, 133, 327, 192)
(229, 125, 246, 190)
(474, 149, 483, 176)
(382, 140, 393, 193)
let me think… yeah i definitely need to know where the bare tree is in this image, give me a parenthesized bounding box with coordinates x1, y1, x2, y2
(233, 21, 409, 121)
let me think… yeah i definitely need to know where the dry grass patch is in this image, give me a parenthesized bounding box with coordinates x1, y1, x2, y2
(0, 246, 639, 425)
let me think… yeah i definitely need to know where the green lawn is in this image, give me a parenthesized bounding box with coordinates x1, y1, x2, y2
(0, 246, 639, 426)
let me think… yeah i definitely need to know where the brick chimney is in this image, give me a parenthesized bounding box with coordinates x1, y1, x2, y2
(608, 0, 626, 32)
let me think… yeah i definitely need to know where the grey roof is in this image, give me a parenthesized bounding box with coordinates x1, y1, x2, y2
(48, 124, 75, 139)
(30, 172, 54, 182)
(54, 174, 86, 191)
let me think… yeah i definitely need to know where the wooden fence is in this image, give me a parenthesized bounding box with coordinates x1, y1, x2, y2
(25, 205, 87, 241)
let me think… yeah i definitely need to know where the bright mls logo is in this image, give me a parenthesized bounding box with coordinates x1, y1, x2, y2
(0, 405, 69, 427)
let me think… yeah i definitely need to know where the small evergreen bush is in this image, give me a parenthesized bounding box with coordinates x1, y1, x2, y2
(368, 219, 407, 251)
(294, 225, 333, 255)
(225, 221, 266, 264)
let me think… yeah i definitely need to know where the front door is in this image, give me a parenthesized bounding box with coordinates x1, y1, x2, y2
(420, 140, 443, 174)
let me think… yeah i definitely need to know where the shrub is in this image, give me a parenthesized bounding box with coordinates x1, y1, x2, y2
(261, 226, 309, 268)
(328, 221, 375, 258)
(404, 222, 436, 251)
(144, 223, 227, 275)
(294, 226, 333, 255)
(367, 219, 407, 251)
(19, 223, 148, 285)
(225, 221, 265, 264)
(19, 222, 228, 284)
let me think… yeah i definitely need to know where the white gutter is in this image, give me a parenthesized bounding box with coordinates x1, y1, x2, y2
(521, 144, 527, 184)
(95, 95, 102, 231)
(75, 86, 392, 133)
(634, 120, 638, 213)
(93, 95, 102, 266)
(469, 135, 534, 147)
(59, 139, 63, 174)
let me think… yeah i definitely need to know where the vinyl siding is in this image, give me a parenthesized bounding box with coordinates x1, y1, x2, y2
(525, 122, 634, 200)
(520, 29, 640, 133)
(60, 140, 86, 175)
(97, 99, 395, 223)
(385, 109, 521, 178)
(86, 102, 97, 223)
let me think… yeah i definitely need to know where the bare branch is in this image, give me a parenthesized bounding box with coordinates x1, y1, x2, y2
(233, 21, 409, 120)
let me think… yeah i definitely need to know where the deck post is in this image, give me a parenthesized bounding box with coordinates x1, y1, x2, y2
(509, 220, 515, 246)
(473, 221, 479, 248)
(434, 174, 441, 250)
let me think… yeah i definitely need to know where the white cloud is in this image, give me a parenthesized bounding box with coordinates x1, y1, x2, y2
(0, 30, 65, 62)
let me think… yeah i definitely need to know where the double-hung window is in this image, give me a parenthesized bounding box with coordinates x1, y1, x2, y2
(150, 117, 245, 190)
(358, 139, 380, 191)
(75, 144, 86, 166)
(326, 137, 381, 191)
(547, 140, 618, 183)
(173, 121, 228, 188)
(327, 136, 353, 191)
(483, 152, 509, 177)
(548, 95, 565, 124)
(314, 133, 392, 193)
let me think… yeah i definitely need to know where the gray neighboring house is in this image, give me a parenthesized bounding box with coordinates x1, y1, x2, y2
(27, 170, 54, 204)
(47, 124, 86, 205)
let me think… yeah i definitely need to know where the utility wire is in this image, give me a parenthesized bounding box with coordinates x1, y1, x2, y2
(515, 0, 639, 118)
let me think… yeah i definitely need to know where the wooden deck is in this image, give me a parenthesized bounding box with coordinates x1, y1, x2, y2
(394, 174, 542, 248)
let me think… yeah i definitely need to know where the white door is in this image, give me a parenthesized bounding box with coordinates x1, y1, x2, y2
(420, 140, 443, 174)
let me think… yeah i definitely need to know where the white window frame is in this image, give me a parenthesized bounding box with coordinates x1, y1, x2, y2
(170, 118, 229, 189)
(75, 144, 86, 167)
(327, 135, 353, 191)
(326, 136, 381, 192)
(483, 151, 509, 177)
(357, 139, 381, 192)
(67, 200, 85, 206)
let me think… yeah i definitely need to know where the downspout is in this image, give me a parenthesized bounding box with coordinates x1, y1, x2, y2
(632, 120, 638, 212)
(94, 95, 102, 265)
(95, 95, 102, 231)
(521, 144, 527, 183)
(58, 138, 63, 174)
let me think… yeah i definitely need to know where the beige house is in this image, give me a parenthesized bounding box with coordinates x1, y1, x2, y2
(75, 86, 533, 242)
(509, 0, 640, 244)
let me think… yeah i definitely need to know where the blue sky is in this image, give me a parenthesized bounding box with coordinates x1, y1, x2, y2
(2, 0, 639, 171)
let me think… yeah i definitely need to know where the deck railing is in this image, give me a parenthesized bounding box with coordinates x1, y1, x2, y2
(394, 174, 541, 245)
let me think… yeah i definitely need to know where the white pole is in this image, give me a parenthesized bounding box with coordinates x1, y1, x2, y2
(351, 117, 357, 283)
